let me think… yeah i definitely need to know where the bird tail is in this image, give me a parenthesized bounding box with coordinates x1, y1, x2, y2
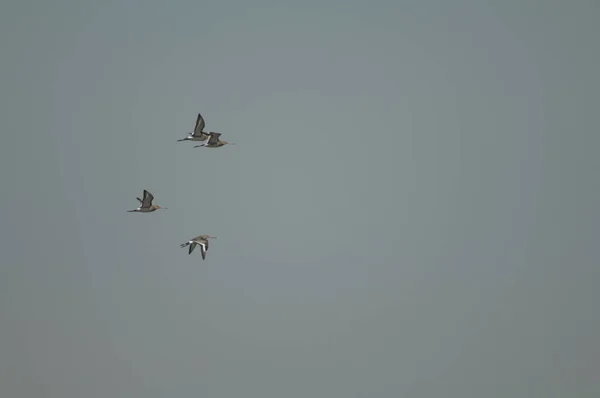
(180, 243, 188, 248)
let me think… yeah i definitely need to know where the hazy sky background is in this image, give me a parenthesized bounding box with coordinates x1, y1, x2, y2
(1, 0, 599, 397)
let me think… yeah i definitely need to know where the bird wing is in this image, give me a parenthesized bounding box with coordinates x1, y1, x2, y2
(191, 240, 207, 259)
(189, 242, 197, 254)
(191, 238, 208, 250)
(200, 243, 207, 260)
(207, 133, 221, 145)
(193, 113, 205, 135)
(142, 190, 154, 208)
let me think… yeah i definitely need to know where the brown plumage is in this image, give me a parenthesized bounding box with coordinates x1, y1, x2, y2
(180, 235, 217, 260)
(127, 190, 167, 213)
(194, 132, 235, 148)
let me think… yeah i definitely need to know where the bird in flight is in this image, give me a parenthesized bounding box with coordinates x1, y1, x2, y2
(180, 235, 217, 260)
(127, 190, 167, 213)
(177, 113, 214, 143)
(194, 132, 235, 148)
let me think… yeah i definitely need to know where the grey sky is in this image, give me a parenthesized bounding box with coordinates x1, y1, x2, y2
(1, 0, 599, 397)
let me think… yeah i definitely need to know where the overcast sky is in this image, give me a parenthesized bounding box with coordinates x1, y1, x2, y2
(1, 1, 599, 397)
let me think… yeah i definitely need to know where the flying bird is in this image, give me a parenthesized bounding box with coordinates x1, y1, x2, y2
(194, 132, 235, 148)
(177, 113, 213, 143)
(180, 235, 217, 260)
(127, 190, 167, 213)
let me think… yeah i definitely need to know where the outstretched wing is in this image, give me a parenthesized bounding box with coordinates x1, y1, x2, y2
(199, 243, 207, 260)
(207, 132, 221, 145)
(142, 190, 154, 208)
(189, 242, 197, 255)
(191, 236, 209, 250)
(191, 240, 208, 259)
(193, 113, 205, 135)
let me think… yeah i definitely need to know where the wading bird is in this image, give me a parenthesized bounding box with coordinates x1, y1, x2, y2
(180, 235, 217, 260)
(194, 132, 235, 148)
(177, 113, 213, 143)
(127, 190, 167, 213)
